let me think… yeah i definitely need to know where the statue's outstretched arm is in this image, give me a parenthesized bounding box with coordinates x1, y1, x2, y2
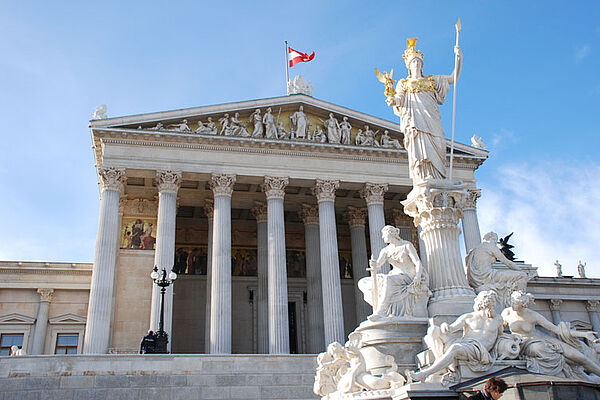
(447, 46, 463, 84)
(446, 313, 469, 334)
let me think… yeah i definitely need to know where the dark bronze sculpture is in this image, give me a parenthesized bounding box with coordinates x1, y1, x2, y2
(498, 232, 516, 261)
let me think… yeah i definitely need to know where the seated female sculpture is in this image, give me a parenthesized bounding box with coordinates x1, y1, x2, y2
(358, 225, 430, 319)
(502, 291, 600, 382)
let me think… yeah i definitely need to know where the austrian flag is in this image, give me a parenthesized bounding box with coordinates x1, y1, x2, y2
(288, 47, 315, 67)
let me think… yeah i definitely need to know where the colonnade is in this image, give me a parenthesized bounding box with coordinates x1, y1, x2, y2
(83, 168, 484, 354)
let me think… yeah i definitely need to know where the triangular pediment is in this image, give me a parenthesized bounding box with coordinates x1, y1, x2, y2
(569, 319, 592, 331)
(0, 313, 36, 324)
(90, 94, 487, 159)
(49, 313, 87, 325)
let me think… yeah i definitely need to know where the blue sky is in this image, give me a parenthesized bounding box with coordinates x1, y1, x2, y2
(0, 1, 598, 277)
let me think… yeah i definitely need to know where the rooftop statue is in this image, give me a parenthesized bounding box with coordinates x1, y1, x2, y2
(195, 117, 218, 135)
(554, 260, 563, 277)
(91, 104, 107, 120)
(578, 260, 587, 278)
(502, 291, 600, 382)
(287, 74, 313, 96)
(471, 134, 486, 149)
(498, 232, 516, 261)
(465, 232, 528, 307)
(381, 38, 462, 185)
(321, 113, 341, 144)
(358, 225, 430, 320)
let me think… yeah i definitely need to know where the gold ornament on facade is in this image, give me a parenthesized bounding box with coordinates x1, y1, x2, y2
(402, 37, 424, 66)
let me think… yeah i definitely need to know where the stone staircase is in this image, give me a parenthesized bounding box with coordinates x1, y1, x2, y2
(0, 354, 319, 399)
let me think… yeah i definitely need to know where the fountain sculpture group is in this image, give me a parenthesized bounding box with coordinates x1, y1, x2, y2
(313, 38, 600, 399)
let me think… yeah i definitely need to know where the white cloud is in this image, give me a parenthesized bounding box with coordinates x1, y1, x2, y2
(575, 44, 591, 63)
(477, 161, 600, 278)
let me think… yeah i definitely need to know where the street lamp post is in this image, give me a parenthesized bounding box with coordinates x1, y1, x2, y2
(150, 265, 177, 354)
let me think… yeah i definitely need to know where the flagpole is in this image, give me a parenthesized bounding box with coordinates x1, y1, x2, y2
(449, 18, 461, 183)
(284, 41, 290, 95)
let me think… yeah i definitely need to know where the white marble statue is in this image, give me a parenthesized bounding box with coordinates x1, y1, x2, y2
(340, 117, 352, 145)
(91, 104, 107, 119)
(290, 106, 310, 139)
(167, 119, 191, 132)
(9, 345, 25, 356)
(263, 108, 278, 139)
(578, 260, 587, 278)
(358, 225, 430, 319)
(313, 332, 404, 397)
(554, 260, 563, 277)
(408, 291, 503, 383)
(276, 122, 289, 140)
(502, 291, 600, 382)
(287, 74, 313, 96)
(149, 122, 164, 131)
(313, 126, 326, 143)
(195, 117, 218, 135)
(321, 113, 341, 144)
(465, 232, 528, 307)
(230, 113, 250, 137)
(470, 134, 485, 149)
(354, 129, 365, 145)
(381, 130, 402, 149)
(362, 125, 380, 147)
(250, 109, 264, 138)
(218, 113, 230, 135)
(385, 38, 462, 184)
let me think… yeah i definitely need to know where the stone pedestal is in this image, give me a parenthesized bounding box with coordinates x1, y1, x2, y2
(355, 319, 428, 375)
(84, 167, 125, 354)
(402, 184, 475, 320)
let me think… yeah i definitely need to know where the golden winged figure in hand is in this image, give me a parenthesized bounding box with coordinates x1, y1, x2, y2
(375, 67, 396, 98)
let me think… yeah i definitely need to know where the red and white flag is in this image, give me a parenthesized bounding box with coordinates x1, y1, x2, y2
(288, 47, 315, 67)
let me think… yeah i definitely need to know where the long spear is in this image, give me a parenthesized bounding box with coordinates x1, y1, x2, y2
(448, 18, 461, 183)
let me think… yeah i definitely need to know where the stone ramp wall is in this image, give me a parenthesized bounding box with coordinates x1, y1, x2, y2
(0, 354, 319, 400)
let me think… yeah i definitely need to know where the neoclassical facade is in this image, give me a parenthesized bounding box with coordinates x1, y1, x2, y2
(1, 94, 599, 356)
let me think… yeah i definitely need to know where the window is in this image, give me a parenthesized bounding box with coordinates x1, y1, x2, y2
(55, 333, 78, 354)
(0, 333, 24, 356)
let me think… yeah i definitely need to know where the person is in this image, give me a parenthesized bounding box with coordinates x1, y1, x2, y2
(386, 38, 462, 184)
(140, 330, 156, 354)
(357, 225, 429, 319)
(465, 232, 528, 307)
(408, 291, 503, 382)
(502, 291, 600, 381)
(468, 377, 508, 400)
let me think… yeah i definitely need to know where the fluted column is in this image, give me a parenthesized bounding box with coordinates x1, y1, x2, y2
(361, 183, 389, 273)
(587, 300, 600, 332)
(263, 176, 290, 354)
(251, 201, 269, 353)
(203, 199, 214, 353)
(346, 206, 370, 324)
(149, 170, 181, 352)
(299, 204, 324, 353)
(31, 288, 54, 354)
(313, 179, 345, 345)
(84, 167, 125, 354)
(209, 173, 236, 353)
(462, 189, 482, 253)
(549, 299, 563, 324)
(402, 186, 475, 319)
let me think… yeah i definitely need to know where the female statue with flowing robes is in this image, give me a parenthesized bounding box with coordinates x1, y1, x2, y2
(386, 38, 462, 184)
(502, 291, 600, 382)
(358, 225, 430, 319)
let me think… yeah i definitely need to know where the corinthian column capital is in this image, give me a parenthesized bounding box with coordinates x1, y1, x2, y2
(298, 204, 319, 225)
(549, 299, 563, 311)
(262, 176, 289, 200)
(312, 179, 339, 202)
(203, 199, 214, 221)
(209, 173, 236, 197)
(345, 206, 367, 228)
(98, 167, 126, 192)
(156, 170, 182, 194)
(251, 201, 268, 223)
(393, 209, 414, 227)
(360, 183, 388, 205)
(37, 288, 54, 302)
(587, 300, 600, 312)
(463, 188, 482, 210)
